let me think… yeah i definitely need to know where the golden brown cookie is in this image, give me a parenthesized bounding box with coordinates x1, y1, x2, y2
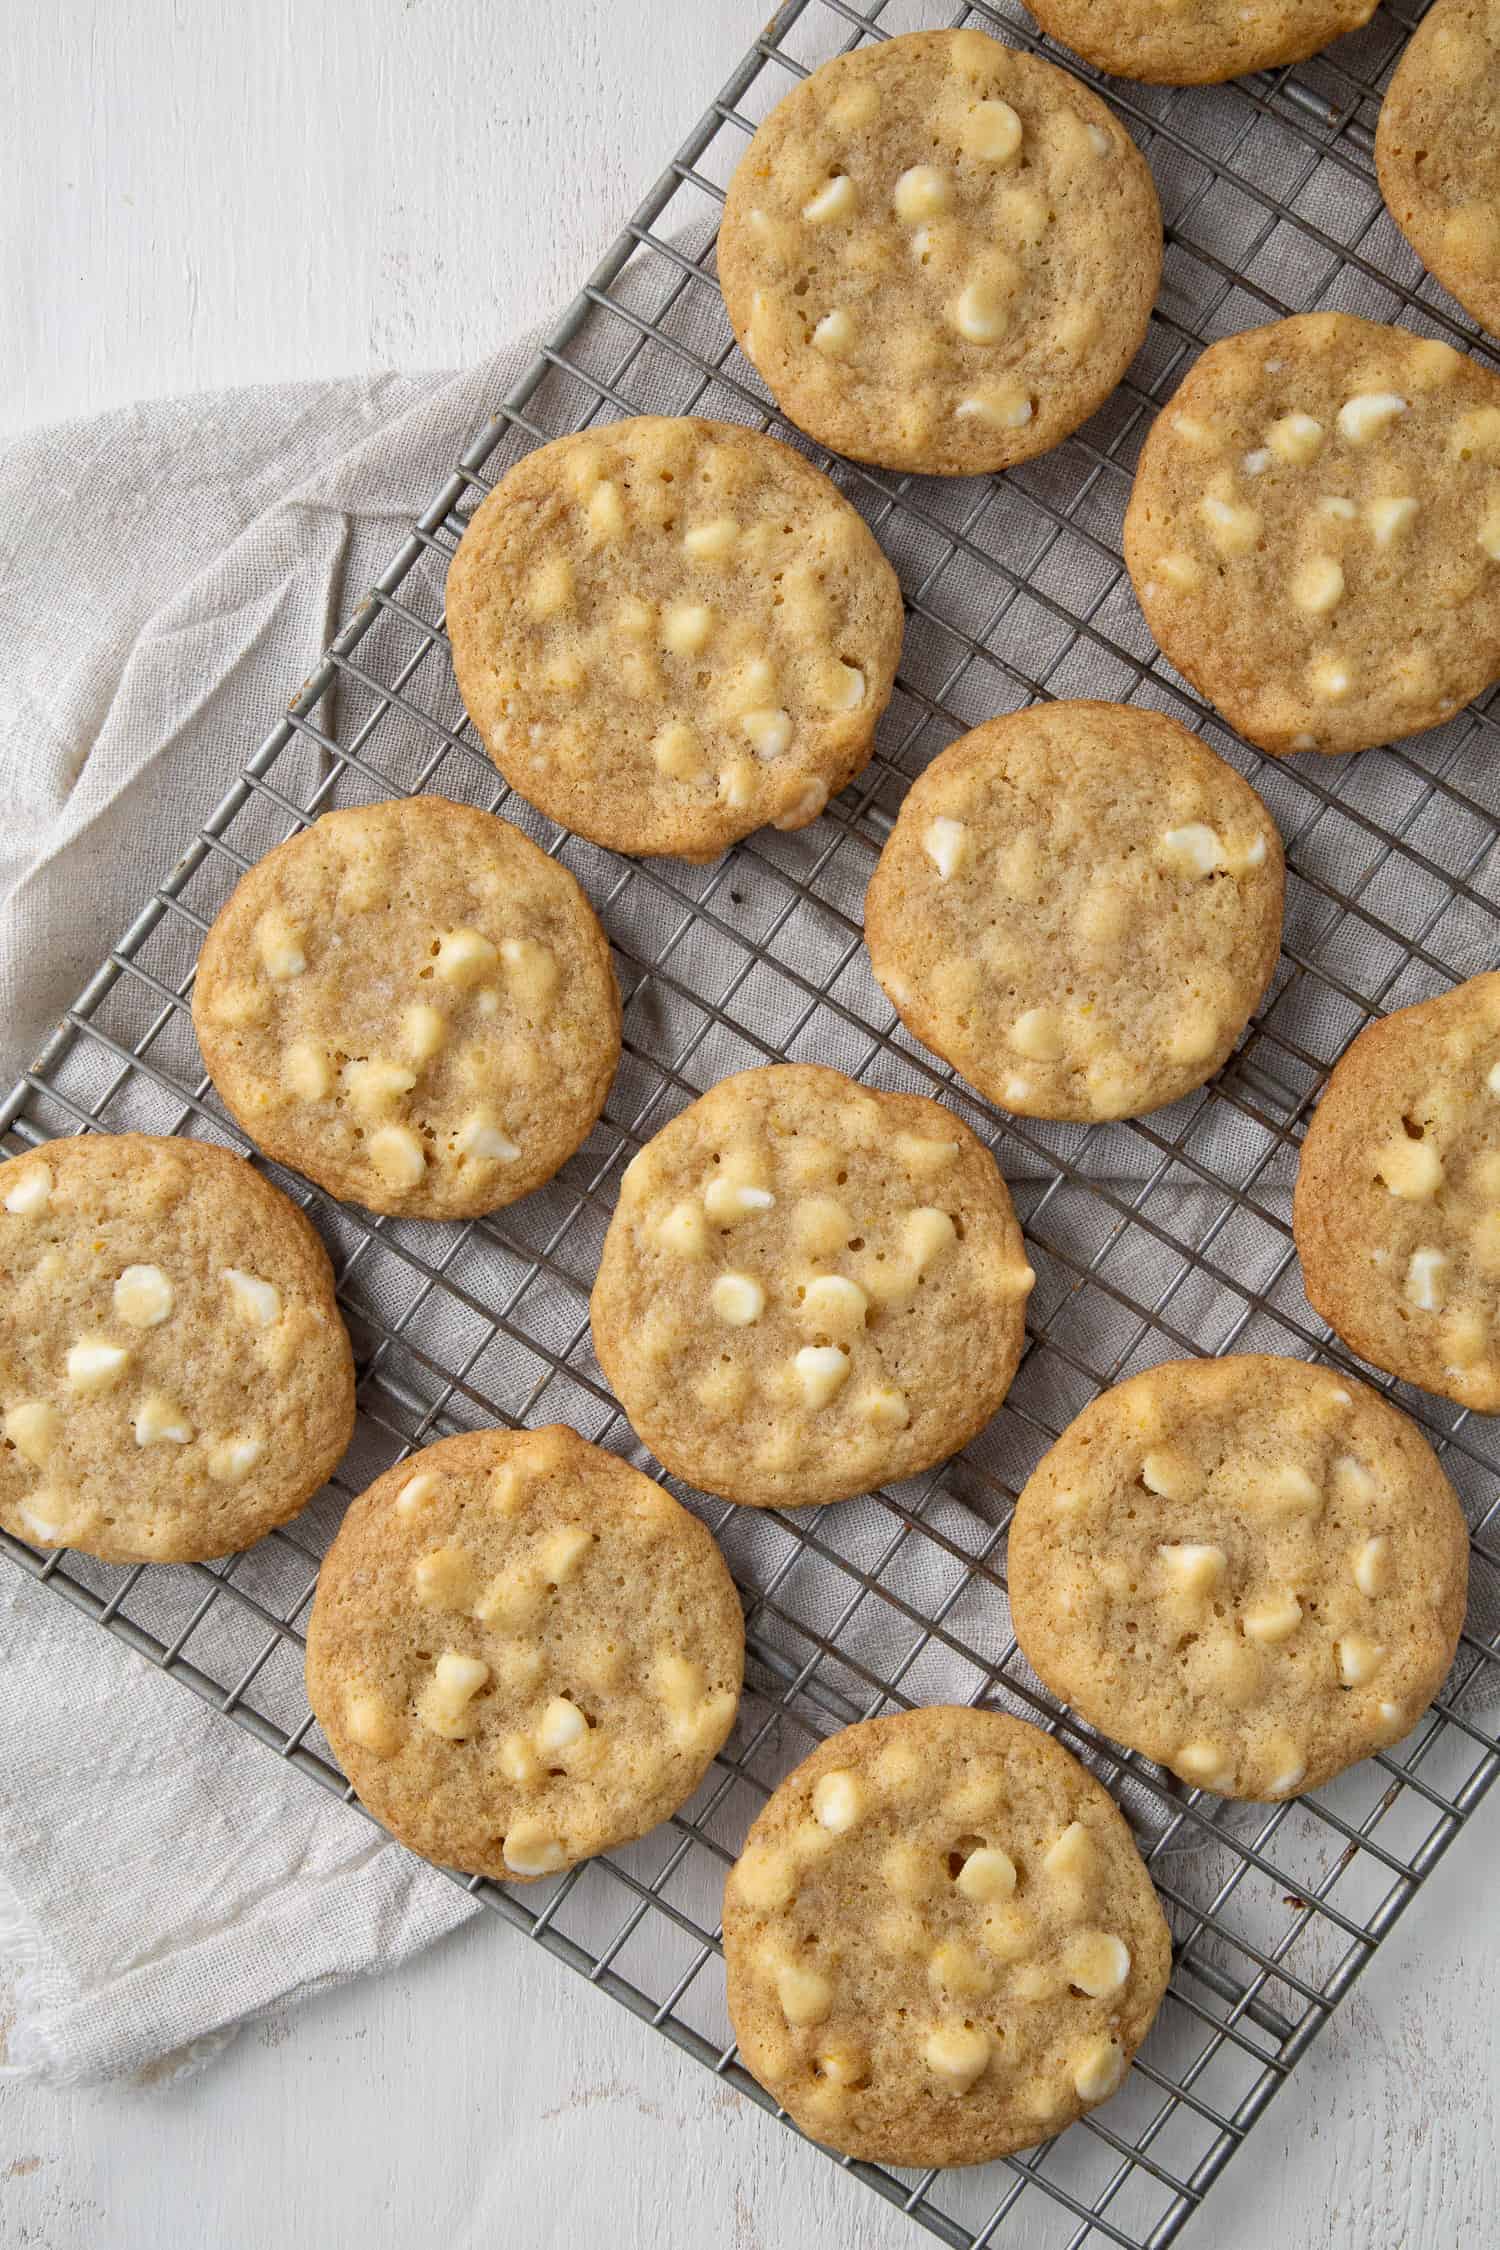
(864, 702, 1284, 1122)
(1377, 0, 1500, 338)
(192, 797, 620, 1220)
(1295, 971, 1500, 1410)
(1008, 1357, 1468, 1799)
(722, 1707, 1171, 2167)
(717, 28, 1162, 476)
(1026, 0, 1379, 85)
(306, 1424, 744, 1881)
(0, 1132, 354, 1563)
(1124, 312, 1500, 755)
(446, 416, 903, 861)
(590, 1064, 1034, 1509)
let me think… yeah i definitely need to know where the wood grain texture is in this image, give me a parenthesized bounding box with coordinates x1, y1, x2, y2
(1, 4, 1497, 2246)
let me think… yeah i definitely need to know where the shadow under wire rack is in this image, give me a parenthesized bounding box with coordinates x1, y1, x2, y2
(3, 2, 1499, 2244)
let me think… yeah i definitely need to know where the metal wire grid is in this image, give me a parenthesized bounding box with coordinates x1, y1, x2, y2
(3, 0, 1500, 2240)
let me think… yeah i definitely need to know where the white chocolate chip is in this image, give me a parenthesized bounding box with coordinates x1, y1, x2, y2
(803, 173, 856, 224)
(824, 660, 865, 711)
(1141, 1448, 1202, 1501)
(586, 480, 625, 541)
(1374, 1135, 1442, 1199)
(956, 1847, 1016, 1903)
(963, 98, 1022, 162)
(954, 385, 1032, 429)
(1161, 823, 1226, 877)
(658, 1201, 709, 1256)
(1159, 1541, 1227, 1595)
(711, 1271, 765, 1327)
(286, 1038, 333, 1097)
(857, 1384, 909, 1429)
(1243, 1590, 1302, 1644)
(1405, 1246, 1447, 1311)
(1173, 1740, 1233, 1791)
(704, 1176, 775, 1224)
(3, 1161, 52, 1216)
(1065, 1932, 1131, 1999)
(223, 1268, 282, 1328)
(1241, 448, 1273, 477)
(1353, 1536, 1393, 1597)
(1011, 1007, 1064, 1062)
(794, 1344, 850, 1409)
(412, 1546, 475, 1611)
(1336, 392, 1407, 443)
(113, 1263, 174, 1328)
(1073, 2037, 1126, 2104)
(1368, 496, 1418, 547)
(1338, 1633, 1384, 1687)
(15, 1496, 70, 1545)
(924, 2024, 990, 2093)
(800, 1274, 867, 1333)
(812, 310, 855, 357)
(1043, 1821, 1094, 1881)
(65, 1338, 131, 1394)
(903, 1206, 956, 1271)
(434, 928, 499, 987)
(344, 1057, 417, 1115)
(776, 1962, 833, 2027)
(497, 1734, 541, 1786)
(368, 1125, 426, 1191)
(741, 708, 793, 759)
(256, 910, 307, 981)
(813, 1770, 863, 1833)
(1267, 412, 1325, 465)
(539, 1524, 593, 1585)
(663, 602, 714, 656)
(395, 1470, 439, 1518)
(1308, 656, 1353, 700)
(502, 1819, 567, 1877)
(924, 816, 969, 879)
(133, 1393, 194, 1446)
(4, 1401, 58, 1466)
(893, 165, 949, 222)
(952, 282, 1009, 344)
(419, 1650, 490, 1740)
(206, 1435, 263, 1482)
(684, 516, 738, 562)
(1265, 1462, 1321, 1516)
(536, 1695, 589, 1755)
(345, 1692, 403, 1758)
(455, 1111, 521, 1164)
(1292, 556, 1345, 615)
(652, 720, 706, 781)
(1480, 507, 1500, 564)
(1200, 494, 1260, 555)
(1319, 495, 1358, 521)
(1265, 1739, 1306, 1796)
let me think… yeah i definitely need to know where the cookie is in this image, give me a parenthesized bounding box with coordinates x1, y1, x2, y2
(305, 1423, 744, 1881)
(717, 28, 1161, 477)
(865, 701, 1284, 1123)
(0, 1132, 354, 1563)
(446, 416, 903, 861)
(1124, 312, 1500, 755)
(1377, 0, 1500, 339)
(590, 1065, 1034, 1510)
(722, 1707, 1171, 2166)
(1294, 970, 1500, 1411)
(1025, 0, 1379, 85)
(1008, 1357, 1468, 1800)
(193, 797, 620, 1220)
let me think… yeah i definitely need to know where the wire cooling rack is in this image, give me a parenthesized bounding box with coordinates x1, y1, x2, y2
(5, 1, 1500, 2242)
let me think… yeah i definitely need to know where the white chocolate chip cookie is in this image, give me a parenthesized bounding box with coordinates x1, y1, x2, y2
(1295, 970, 1500, 1410)
(590, 1064, 1034, 1509)
(445, 416, 903, 860)
(192, 797, 620, 1220)
(1026, 0, 1378, 86)
(305, 1424, 744, 1882)
(717, 28, 1162, 476)
(864, 701, 1284, 1122)
(0, 1132, 354, 1562)
(722, 1706, 1171, 2166)
(1008, 1357, 1468, 1799)
(1124, 312, 1500, 754)
(1378, 0, 1500, 339)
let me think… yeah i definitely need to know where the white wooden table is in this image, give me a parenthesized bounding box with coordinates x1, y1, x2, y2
(1, 6, 1496, 2246)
